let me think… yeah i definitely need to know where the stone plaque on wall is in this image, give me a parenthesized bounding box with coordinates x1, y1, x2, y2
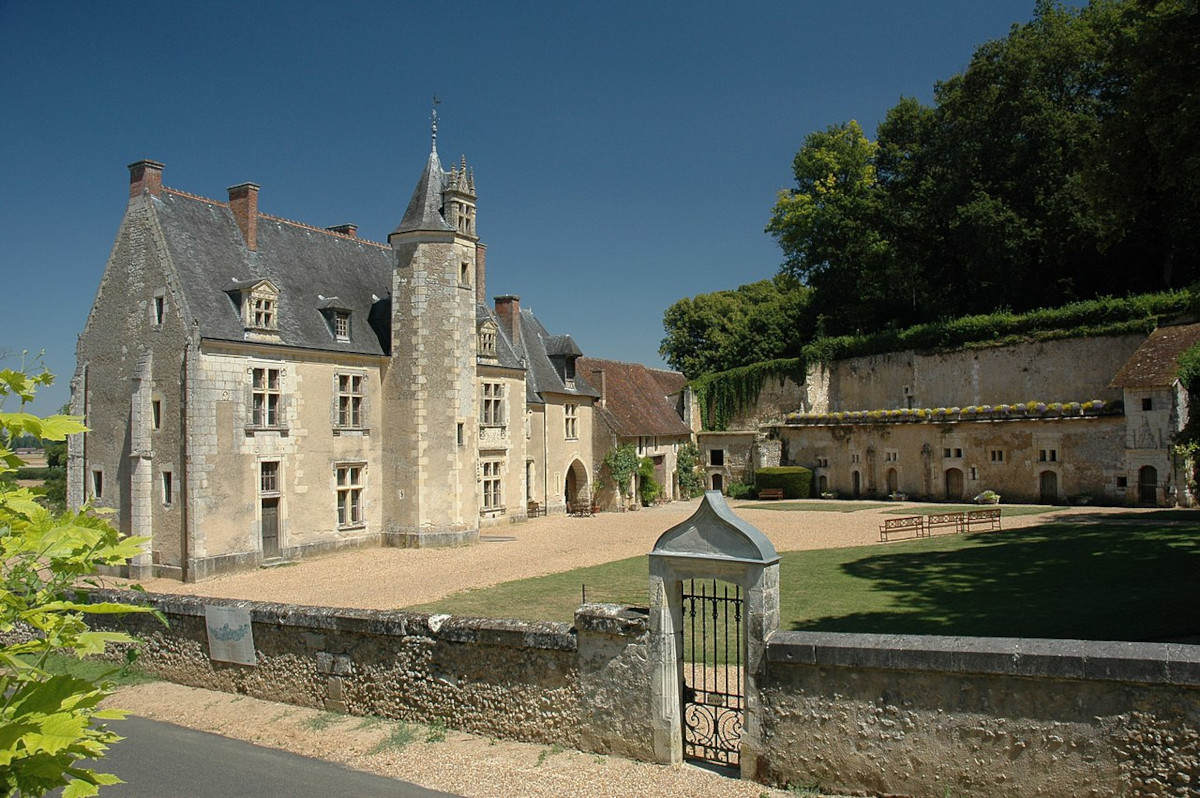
(204, 605, 256, 666)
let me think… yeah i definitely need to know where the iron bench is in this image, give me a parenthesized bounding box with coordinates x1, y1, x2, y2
(879, 515, 925, 542)
(926, 511, 965, 536)
(966, 507, 1002, 532)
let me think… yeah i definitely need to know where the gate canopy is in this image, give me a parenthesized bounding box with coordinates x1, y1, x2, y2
(651, 491, 779, 566)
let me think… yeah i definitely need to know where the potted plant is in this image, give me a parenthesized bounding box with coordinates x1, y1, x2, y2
(974, 489, 1001, 505)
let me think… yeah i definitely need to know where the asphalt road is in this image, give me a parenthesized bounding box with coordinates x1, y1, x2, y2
(71, 716, 461, 798)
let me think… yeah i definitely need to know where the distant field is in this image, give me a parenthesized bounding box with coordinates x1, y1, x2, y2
(406, 510, 1200, 642)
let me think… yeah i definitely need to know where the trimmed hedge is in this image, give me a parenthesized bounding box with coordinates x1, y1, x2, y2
(755, 466, 813, 499)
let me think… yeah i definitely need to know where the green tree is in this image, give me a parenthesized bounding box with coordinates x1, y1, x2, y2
(659, 276, 811, 377)
(601, 444, 639, 509)
(765, 121, 896, 335)
(0, 366, 153, 797)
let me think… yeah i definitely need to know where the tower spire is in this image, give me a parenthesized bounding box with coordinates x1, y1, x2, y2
(431, 96, 440, 154)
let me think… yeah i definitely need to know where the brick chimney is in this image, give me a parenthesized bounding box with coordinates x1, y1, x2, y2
(494, 294, 520, 347)
(227, 182, 260, 251)
(327, 224, 357, 238)
(475, 243, 488, 305)
(591, 368, 606, 407)
(128, 160, 164, 198)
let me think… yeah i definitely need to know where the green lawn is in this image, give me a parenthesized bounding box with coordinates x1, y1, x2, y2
(405, 510, 1200, 641)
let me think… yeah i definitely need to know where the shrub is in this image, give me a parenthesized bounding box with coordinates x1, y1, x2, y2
(637, 457, 661, 506)
(726, 481, 755, 500)
(675, 444, 705, 499)
(755, 466, 813, 499)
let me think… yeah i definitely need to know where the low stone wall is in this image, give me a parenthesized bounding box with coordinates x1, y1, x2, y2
(88, 590, 654, 760)
(758, 632, 1200, 797)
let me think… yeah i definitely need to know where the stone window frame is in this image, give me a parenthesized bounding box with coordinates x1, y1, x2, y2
(333, 372, 367, 432)
(260, 460, 281, 496)
(151, 398, 162, 430)
(90, 468, 105, 501)
(247, 366, 287, 432)
(152, 293, 166, 327)
(332, 311, 351, 341)
(709, 448, 725, 467)
(335, 462, 366, 530)
(481, 459, 504, 514)
(160, 470, 174, 507)
(990, 449, 1005, 463)
(564, 403, 579, 441)
(481, 382, 505, 427)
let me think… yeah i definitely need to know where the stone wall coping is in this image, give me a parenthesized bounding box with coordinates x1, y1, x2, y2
(768, 630, 1200, 686)
(574, 602, 649, 636)
(88, 588, 577, 652)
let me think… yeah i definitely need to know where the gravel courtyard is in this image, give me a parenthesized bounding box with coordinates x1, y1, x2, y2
(116, 497, 1090, 611)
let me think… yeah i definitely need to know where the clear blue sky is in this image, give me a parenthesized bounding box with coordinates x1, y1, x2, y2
(0, 0, 1046, 417)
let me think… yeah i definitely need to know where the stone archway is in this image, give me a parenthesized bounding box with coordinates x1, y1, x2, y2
(564, 459, 590, 508)
(886, 468, 898, 495)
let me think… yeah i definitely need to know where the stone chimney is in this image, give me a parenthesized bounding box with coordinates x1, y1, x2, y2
(227, 182, 260, 251)
(591, 369, 606, 407)
(475, 243, 487, 305)
(327, 224, 357, 238)
(494, 294, 520, 347)
(128, 160, 164, 198)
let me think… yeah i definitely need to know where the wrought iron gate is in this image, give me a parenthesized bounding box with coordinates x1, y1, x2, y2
(681, 579, 744, 766)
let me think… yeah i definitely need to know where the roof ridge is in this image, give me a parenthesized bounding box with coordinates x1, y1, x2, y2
(163, 186, 226, 205)
(161, 187, 389, 250)
(258, 212, 389, 250)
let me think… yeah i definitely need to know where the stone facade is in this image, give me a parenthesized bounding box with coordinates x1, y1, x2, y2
(72, 136, 675, 580)
(701, 330, 1200, 506)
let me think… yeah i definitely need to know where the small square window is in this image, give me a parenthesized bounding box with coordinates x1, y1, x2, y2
(990, 449, 1004, 463)
(1116, 476, 1128, 488)
(1142, 397, 1153, 412)
(709, 449, 725, 467)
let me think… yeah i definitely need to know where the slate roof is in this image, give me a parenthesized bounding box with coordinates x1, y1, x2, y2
(476, 304, 525, 371)
(578, 357, 692, 438)
(392, 148, 454, 236)
(507, 309, 599, 405)
(155, 189, 393, 356)
(1110, 323, 1200, 389)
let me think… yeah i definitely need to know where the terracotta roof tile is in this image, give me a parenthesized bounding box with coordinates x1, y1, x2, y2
(1110, 323, 1200, 388)
(579, 357, 692, 438)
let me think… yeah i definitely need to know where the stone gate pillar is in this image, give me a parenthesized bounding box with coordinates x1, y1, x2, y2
(648, 491, 780, 781)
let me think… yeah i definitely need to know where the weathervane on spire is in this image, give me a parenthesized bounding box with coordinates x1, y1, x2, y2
(431, 96, 440, 153)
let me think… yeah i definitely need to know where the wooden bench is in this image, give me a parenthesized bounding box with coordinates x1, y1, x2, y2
(966, 507, 1002, 532)
(879, 515, 925, 542)
(527, 501, 545, 518)
(926, 511, 965, 536)
(758, 488, 784, 501)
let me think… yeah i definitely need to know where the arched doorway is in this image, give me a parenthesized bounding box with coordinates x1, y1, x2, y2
(711, 473, 724, 493)
(817, 474, 828, 494)
(886, 468, 898, 495)
(564, 459, 589, 508)
(1040, 470, 1058, 504)
(851, 470, 861, 499)
(944, 468, 963, 501)
(1138, 465, 1158, 504)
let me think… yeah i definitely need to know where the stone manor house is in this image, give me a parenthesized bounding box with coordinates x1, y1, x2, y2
(68, 136, 693, 582)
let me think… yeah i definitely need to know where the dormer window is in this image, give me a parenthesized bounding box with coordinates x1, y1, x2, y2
(333, 311, 350, 341)
(317, 297, 351, 342)
(251, 294, 276, 329)
(228, 279, 280, 334)
(478, 322, 497, 358)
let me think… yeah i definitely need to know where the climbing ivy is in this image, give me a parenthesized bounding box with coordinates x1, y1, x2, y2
(675, 443, 705, 499)
(690, 358, 805, 432)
